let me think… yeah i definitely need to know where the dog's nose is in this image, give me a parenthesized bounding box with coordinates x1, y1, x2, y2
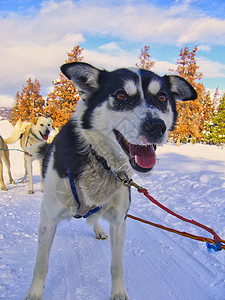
(45, 129, 50, 135)
(141, 118, 166, 143)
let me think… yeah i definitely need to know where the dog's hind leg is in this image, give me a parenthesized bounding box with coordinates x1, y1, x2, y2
(21, 156, 27, 183)
(0, 159, 7, 190)
(24, 202, 57, 300)
(3, 150, 15, 185)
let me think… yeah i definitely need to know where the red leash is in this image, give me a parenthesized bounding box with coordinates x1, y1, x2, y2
(122, 178, 225, 251)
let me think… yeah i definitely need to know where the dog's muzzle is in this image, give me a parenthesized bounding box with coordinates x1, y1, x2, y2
(141, 118, 166, 144)
(114, 118, 167, 173)
(114, 129, 156, 173)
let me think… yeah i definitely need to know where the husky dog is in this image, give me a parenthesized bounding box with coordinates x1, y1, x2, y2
(24, 62, 197, 300)
(5, 117, 53, 194)
(0, 135, 15, 190)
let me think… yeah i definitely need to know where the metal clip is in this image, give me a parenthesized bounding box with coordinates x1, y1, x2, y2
(122, 179, 143, 190)
(112, 171, 143, 190)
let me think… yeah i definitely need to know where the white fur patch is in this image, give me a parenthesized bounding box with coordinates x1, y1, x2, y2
(148, 80, 161, 95)
(124, 80, 137, 96)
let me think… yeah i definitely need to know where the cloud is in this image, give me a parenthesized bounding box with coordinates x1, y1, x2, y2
(1, 0, 225, 99)
(98, 42, 124, 54)
(0, 95, 14, 107)
(82, 48, 137, 70)
(0, 30, 84, 96)
(198, 57, 225, 79)
(198, 45, 211, 52)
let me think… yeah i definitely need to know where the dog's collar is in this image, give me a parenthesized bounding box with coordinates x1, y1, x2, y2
(89, 145, 111, 172)
(89, 145, 129, 183)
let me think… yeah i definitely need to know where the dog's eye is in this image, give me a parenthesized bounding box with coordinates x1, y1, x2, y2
(40, 124, 44, 127)
(115, 90, 127, 101)
(158, 91, 167, 102)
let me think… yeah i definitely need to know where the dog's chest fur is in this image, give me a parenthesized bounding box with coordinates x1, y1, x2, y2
(43, 120, 127, 212)
(77, 155, 125, 208)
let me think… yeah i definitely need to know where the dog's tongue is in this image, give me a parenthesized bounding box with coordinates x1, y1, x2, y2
(43, 135, 48, 141)
(129, 144, 156, 169)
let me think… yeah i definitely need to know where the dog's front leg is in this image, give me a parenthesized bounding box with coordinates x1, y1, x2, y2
(39, 161, 44, 192)
(26, 156, 34, 194)
(24, 202, 57, 300)
(108, 186, 130, 300)
(110, 220, 129, 300)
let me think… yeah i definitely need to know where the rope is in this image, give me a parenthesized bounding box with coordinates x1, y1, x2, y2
(121, 178, 225, 251)
(0, 148, 29, 155)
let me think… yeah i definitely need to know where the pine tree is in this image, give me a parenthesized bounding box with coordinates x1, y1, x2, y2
(45, 45, 83, 128)
(9, 78, 45, 125)
(136, 45, 155, 70)
(202, 94, 225, 145)
(169, 46, 214, 144)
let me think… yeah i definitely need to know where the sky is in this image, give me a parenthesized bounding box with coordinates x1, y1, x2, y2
(1, 0, 225, 107)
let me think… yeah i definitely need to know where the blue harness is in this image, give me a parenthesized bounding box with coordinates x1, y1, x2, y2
(67, 167, 102, 219)
(25, 129, 43, 148)
(66, 145, 112, 218)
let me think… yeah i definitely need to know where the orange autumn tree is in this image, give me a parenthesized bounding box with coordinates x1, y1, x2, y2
(136, 45, 155, 70)
(46, 45, 83, 128)
(9, 78, 45, 125)
(169, 46, 212, 144)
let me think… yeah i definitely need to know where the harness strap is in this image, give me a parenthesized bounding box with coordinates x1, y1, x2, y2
(24, 130, 43, 156)
(67, 167, 102, 219)
(29, 129, 43, 141)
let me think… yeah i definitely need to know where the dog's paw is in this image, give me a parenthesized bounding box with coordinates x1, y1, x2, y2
(110, 293, 129, 300)
(93, 223, 108, 240)
(21, 178, 26, 183)
(1, 186, 8, 191)
(24, 291, 43, 300)
(95, 229, 108, 240)
(28, 189, 34, 194)
(24, 284, 44, 300)
(24, 295, 43, 300)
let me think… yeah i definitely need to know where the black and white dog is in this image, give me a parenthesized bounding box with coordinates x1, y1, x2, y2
(24, 62, 197, 300)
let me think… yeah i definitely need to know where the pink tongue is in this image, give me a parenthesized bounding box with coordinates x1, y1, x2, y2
(43, 135, 48, 141)
(129, 144, 156, 169)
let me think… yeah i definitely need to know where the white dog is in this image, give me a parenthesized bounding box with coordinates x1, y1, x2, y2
(5, 117, 53, 193)
(24, 62, 197, 299)
(0, 135, 15, 190)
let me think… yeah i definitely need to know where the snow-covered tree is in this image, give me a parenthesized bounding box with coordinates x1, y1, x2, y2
(202, 94, 225, 145)
(136, 45, 155, 70)
(45, 45, 83, 128)
(10, 78, 45, 125)
(169, 46, 215, 144)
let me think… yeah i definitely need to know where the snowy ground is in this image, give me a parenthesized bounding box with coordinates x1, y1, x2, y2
(0, 119, 225, 300)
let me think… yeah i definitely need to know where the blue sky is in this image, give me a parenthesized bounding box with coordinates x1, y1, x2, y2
(1, 0, 225, 106)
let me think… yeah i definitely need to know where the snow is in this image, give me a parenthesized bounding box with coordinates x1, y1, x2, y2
(0, 119, 225, 300)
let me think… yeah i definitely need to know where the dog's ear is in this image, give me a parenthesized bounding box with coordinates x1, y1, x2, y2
(48, 117, 53, 125)
(166, 75, 197, 101)
(32, 117, 38, 125)
(61, 62, 100, 100)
